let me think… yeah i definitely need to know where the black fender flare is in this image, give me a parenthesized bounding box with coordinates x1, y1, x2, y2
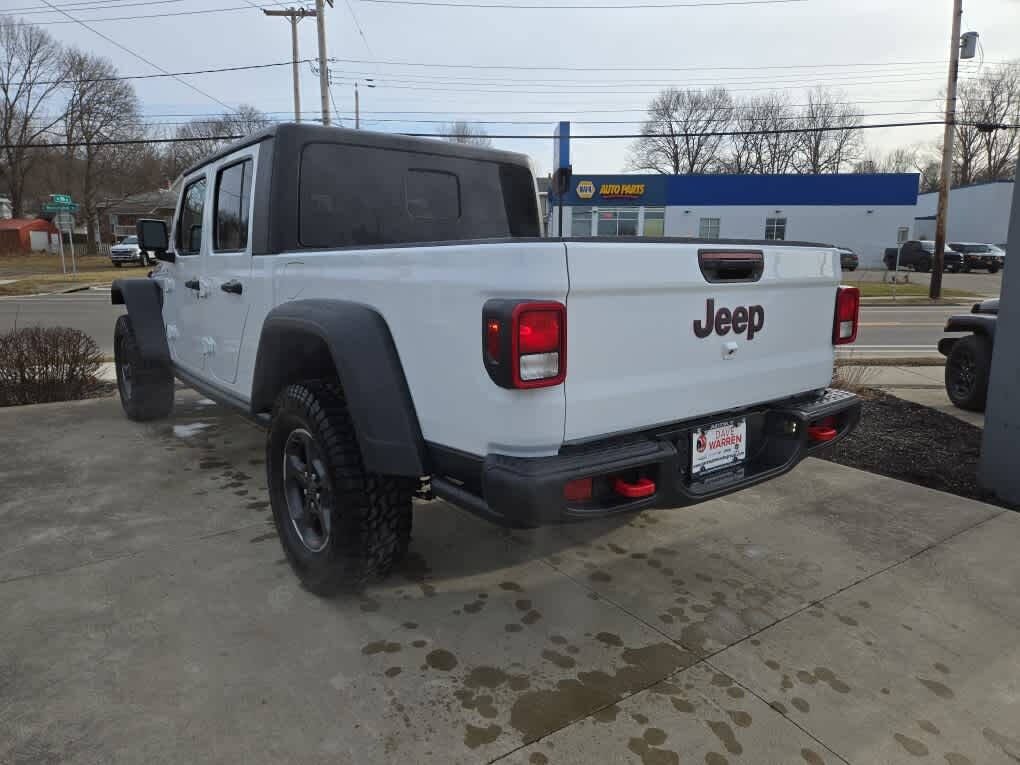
(945, 314, 996, 340)
(110, 278, 170, 365)
(250, 300, 426, 477)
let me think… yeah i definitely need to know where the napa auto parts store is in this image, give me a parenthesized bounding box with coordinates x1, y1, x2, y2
(548, 173, 920, 269)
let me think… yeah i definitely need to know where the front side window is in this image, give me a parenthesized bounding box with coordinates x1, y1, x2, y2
(699, 217, 721, 239)
(597, 207, 639, 236)
(897, 226, 909, 243)
(214, 159, 253, 251)
(571, 206, 593, 237)
(177, 177, 207, 254)
(765, 217, 786, 241)
(643, 207, 665, 237)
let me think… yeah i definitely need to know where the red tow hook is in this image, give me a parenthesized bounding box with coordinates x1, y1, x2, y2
(808, 417, 838, 442)
(613, 477, 656, 498)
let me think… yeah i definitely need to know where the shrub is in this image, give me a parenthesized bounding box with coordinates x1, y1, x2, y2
(0, 326, 103, 406)
(831, 363, 876, 395)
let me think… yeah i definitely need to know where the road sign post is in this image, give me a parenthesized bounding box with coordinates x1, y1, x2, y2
(45, 196, 79, 277)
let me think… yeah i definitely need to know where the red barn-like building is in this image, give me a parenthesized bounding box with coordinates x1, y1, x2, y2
(0, 218, 59, 253)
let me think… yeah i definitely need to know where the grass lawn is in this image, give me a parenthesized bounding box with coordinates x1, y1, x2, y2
(845, 280, 977, 299)
(0, 253, 139, 296)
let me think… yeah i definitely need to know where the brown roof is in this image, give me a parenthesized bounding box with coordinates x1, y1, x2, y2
(0, 218, 56, 231)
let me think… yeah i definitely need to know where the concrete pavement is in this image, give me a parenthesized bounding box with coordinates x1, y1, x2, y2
(2, 391, 1018, 764)
(847, 364, 986, 428)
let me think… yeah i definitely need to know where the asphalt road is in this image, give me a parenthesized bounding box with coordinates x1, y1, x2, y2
(0, 290, 976, 360)
(0, 289, 123, 356)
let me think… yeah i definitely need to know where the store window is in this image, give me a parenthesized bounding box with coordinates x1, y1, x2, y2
(699, 217, 720, 239)
(597, 207, 639, 236)
(571, 206, 593, 237)
(643, 207, 665, 237)
(765, 217, 787, 241)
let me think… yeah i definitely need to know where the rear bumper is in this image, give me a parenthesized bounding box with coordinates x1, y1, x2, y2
(432, 388, 861, 527)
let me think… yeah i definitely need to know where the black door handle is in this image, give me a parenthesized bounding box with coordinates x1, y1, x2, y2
(221, 280, 243, 295)
(184, 279, 200, 290)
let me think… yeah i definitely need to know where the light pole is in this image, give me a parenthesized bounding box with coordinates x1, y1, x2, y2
(315, 0, 333, 126)
(354, 79, 374, 129)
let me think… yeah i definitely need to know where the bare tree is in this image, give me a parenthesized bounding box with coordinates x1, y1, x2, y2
(627, 88, 733, 174)
(952, 78, 986, 186)
(0, 17, 67, 217)
(59, 49, 147, 246)
(795, 87, 863, 173)
(973, 61, 1020, 182)
(165, 105, 271, 178)
(725, 93, 800, 174)
(441, 120, 493, 147)
(882, 146, 918, 174)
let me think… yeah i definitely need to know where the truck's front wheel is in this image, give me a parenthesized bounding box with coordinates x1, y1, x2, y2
(114, 315, 174, 421)
(267, 380, 414, 595)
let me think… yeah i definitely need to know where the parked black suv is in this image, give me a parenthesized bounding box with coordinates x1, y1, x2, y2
(884, 240, 964, 273)
(948, 242, 1003, 273)
(938, 298, 998, 411)
(837, 247, 859, 272)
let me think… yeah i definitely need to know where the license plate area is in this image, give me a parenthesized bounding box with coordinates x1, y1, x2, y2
(691, 418, 747, 476)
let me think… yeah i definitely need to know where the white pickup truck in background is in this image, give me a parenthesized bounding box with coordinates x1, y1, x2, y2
(112, 123, 861, 595)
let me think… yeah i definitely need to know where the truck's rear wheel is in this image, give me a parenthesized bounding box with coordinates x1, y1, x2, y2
(917, 257, 931, 273)
(267, 380, 415, 596)
(114, 315, 174, 421)
(945, 334, 991, 412)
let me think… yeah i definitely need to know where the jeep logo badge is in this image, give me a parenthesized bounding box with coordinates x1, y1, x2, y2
(694, 298, 765, 340)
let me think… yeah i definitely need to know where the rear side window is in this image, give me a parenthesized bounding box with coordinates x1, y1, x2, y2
(298, 143, 539, 248)
(176, 177, 206, 255)
(214, 159, 253, 251)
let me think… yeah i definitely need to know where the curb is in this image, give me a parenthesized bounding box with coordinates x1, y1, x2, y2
(836, 357, 945, 367)
(860, 298, 975, 307)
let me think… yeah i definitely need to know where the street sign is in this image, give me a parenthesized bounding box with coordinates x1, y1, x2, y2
(50, 194, 72, 204)
(42, 201, 79, 214)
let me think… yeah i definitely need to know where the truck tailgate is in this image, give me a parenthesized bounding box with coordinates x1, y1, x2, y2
(563, 240, 838, 442)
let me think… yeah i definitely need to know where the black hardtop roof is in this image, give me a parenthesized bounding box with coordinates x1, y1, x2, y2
(183, 122, 534, 178)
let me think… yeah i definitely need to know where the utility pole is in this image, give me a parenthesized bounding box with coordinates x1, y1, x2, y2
(263, 7, 316, 123)
(930, 0, 964, 299)
(354, 79, 374, 129)
(315, 0, 333, 126)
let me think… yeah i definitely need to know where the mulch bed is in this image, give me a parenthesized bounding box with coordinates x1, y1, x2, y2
(819, 389, 1017, 511)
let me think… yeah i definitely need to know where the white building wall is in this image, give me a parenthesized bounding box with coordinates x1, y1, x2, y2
(915, 181, 1014, 245)
(666, 205, 911, 269)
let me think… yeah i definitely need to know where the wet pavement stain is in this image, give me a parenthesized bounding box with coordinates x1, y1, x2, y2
(796, 670, 818, 685)
(706, 720, 743, 755)
(359, 598, 381, 613)
(505, 624, 523, 633)
(813, 667, 850, 693)
(550, 635, 568, 645)
(249, 532, 277, 544)
(592, 705, 619, 723)
(893, 733, 929, 756)
(671, 697, 696, 714)
(770, 701, 788, 715)
(982, 727, 1020, 761)
(627, 736, 679, 765)
(425, 649, 458, 671)
(508, 642, 691, 742)
(726, 710, 752, 728)
(643, 728, 667, 746)
(588, 571, 612, 583)
(385, 667, 402, 678)
(515, 599, 533, 611)
(521, 610, 542, 625)
(541, 650, 576, 670)
(463, 599, 486, 614)
(934, 662, 950, 674)
(411, 640, 427, 648)
(529, 753, 549, 765)
(465, 666, 509, 689)
(791, 697, 810, 713)
(944, 753, 974, 765)
(632, 713, 649, 725)
(705, 753, 729, 765)
(917, 677, 954, 699)
(725, 686, 745, 699)
(837, 613, 859, 626)
(362, 641, 401, 655)
(463, 723, 501, 749)
(800, 749, 825, 764)
(402, 621, 418, 629)
(499, 581, 523, 592)
(917, 719, 940, 735)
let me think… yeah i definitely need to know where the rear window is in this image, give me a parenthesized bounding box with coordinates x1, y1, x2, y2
(298, 143, 539, 248)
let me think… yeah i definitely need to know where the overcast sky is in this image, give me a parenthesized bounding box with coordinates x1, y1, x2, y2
(24, 0, 1020, 176)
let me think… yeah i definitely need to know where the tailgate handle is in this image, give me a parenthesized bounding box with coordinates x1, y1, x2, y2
(698, 250, 764, 283)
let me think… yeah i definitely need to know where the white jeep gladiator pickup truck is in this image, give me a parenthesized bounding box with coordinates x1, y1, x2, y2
(113, 123, 861, 595)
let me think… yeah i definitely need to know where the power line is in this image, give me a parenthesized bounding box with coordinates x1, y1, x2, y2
(7, 0, 192, 14)
(358, 0, 808, 7)
(35, 0, 236, 112)
(8, 119, 1012, 149)
(26, 58, 315, 86)
(28, 3, 281, 23)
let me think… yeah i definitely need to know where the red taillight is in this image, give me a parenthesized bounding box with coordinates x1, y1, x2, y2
(511, 302, 566, 389)
(564, 477, 593, 502)
(833, 285, 860, 345)
(485, 319, 502, 361)
(518, 310, 561, 354)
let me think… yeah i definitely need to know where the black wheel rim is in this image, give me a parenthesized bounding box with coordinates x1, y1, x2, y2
(949, 349, 977, 400)
(283, 428, 333, 553)
(117, 339, 133, 400)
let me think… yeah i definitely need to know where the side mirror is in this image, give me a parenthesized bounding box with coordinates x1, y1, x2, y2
(137, 219, 173, 263)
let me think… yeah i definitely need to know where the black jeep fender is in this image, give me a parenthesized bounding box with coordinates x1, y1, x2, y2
(250, 300, 426, 477)
(937, 314, 997, 356)
(110, 278, 170, 365)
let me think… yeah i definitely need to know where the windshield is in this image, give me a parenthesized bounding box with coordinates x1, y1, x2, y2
(118, 236, 137, 245)
(951, 243, 989, 253)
